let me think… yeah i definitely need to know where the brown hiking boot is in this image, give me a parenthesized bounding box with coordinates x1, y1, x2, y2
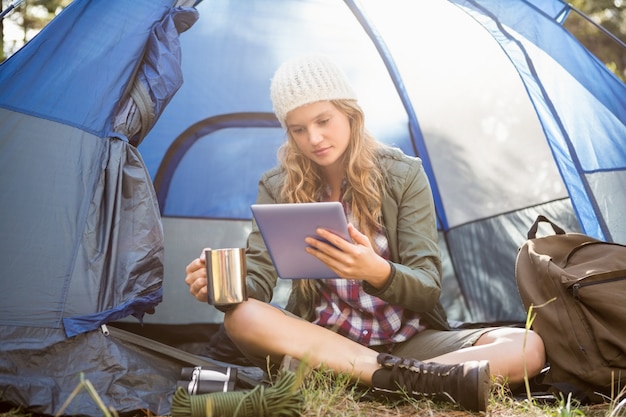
(371, 353, 491, 412)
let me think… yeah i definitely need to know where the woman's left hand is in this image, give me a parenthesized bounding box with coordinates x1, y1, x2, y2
(304, 223, 391, 288)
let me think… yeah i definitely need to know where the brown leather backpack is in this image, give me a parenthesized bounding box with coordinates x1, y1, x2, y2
(515, 215, 626, 403)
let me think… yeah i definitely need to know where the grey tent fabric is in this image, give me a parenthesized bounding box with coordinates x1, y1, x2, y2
(0, 0, 200, 414)
(0, 326, 181, 416)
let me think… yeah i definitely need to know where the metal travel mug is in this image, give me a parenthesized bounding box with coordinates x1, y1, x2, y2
(205, 248, 247, 306)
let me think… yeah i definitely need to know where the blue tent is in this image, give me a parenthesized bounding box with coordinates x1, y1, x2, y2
(0, 0, 199, 415)
(141, 0, 626, 329)
(0, 0, 624, 415)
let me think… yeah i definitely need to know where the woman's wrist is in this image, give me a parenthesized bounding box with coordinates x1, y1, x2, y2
(367, 258, 394, 289)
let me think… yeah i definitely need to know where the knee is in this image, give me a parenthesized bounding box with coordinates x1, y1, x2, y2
(524, 330, 547, 376)
(479, 327, 547, 381)
(500, 328, 546, 378)
(223, 299, 265, 340)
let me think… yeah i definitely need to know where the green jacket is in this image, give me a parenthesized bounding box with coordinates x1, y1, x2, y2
(244, 146, 451, 331)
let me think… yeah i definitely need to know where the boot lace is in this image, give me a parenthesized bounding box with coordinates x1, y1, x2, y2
(379, 354, 456, 399)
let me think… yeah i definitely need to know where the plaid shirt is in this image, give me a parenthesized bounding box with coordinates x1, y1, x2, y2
(311, 198, 426, 347)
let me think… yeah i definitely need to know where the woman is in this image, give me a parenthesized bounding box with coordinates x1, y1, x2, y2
(185, 54, 546, 412)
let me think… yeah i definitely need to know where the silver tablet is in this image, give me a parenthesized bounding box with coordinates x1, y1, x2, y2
(250, 202, 350, 279)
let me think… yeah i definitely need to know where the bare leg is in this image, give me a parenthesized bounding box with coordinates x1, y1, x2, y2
(224, 299, 545, 385)
(224, 298, 380, 384)
(423, 327, 546, 384)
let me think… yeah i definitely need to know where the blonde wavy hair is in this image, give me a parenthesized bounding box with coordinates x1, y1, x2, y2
(277, 99, 387, 301)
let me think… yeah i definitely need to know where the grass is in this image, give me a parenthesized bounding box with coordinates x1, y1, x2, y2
(297, 367, 623, 417)
(2, 305, 624, 417)
(3, 367, 623, 417)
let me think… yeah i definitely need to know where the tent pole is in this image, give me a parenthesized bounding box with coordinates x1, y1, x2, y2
(343, 0, 449, 232)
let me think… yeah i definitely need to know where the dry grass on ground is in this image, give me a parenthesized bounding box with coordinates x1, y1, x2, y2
(1, 368, 623, 417)
(298, 368, 620, 417)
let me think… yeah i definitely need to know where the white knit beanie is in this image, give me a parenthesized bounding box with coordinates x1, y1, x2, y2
(270, 54, 357, 127)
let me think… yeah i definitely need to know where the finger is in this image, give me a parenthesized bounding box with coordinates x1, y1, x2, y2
(199, 247, 212, 261)
(304, 244, 342, 275)
(195, 286, 208, 302)
(305, 233, 350, 271)
(191, 277, 208, 302)
(185, 257, 203, 278)
(348, 223, 372, 248)
(312, 228, 352, 251)
(190, 275, 204, 292)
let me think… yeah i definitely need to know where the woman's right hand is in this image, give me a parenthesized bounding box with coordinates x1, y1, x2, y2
(185, 248, 211, 302)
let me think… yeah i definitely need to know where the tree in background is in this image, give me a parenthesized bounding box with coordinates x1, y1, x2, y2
(1, 0, 71, 60)
(565, 0, 626, 81)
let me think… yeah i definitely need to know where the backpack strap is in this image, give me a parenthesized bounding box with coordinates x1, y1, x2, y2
(527, 215, 566, 239)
